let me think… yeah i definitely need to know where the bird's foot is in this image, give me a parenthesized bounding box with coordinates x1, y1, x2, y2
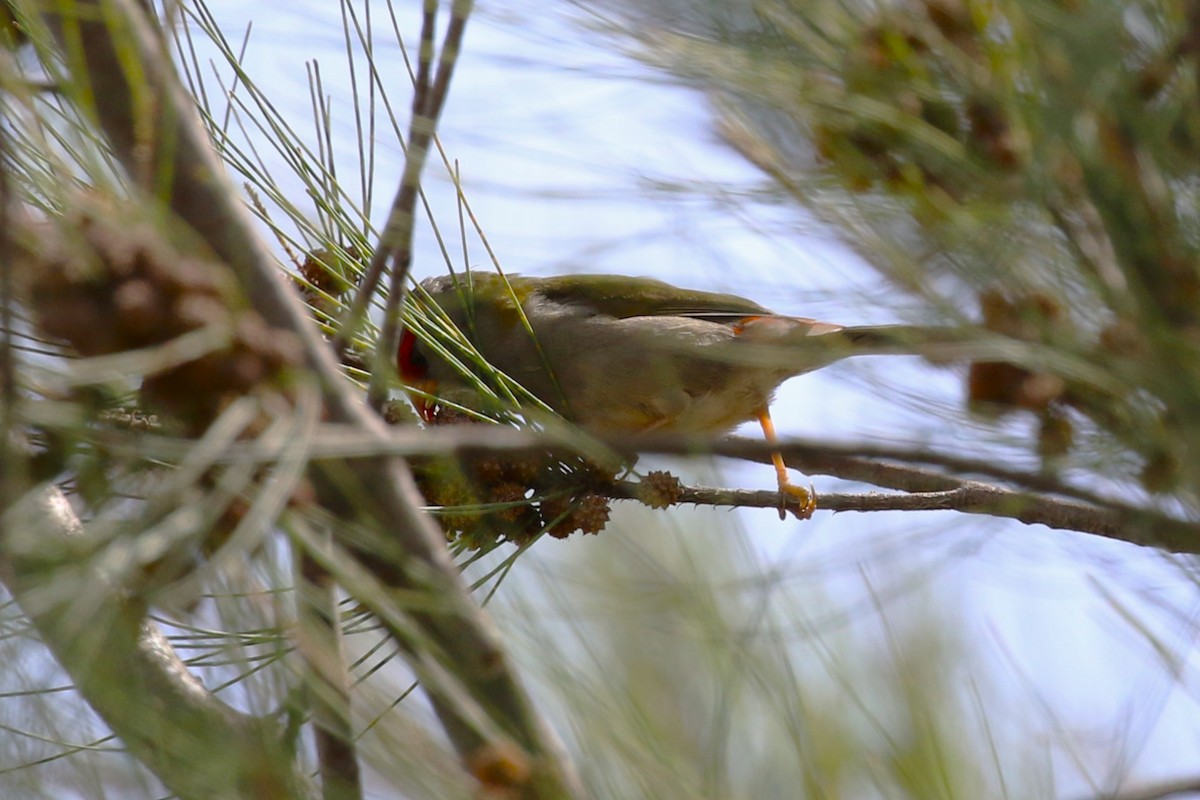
(777, 480, 816, 521)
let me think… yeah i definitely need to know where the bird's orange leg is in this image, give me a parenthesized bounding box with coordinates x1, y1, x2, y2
(757, 407, 816, 520)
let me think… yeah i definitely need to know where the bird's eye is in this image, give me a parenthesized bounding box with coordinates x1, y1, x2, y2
(409, 349, 428, 373)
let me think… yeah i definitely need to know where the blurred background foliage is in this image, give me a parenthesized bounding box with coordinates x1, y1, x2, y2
(1, 1, 1199, 799)
(586, 0, 1200, 506)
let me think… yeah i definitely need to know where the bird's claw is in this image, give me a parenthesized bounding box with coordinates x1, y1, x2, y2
(777, 481, 816, 521)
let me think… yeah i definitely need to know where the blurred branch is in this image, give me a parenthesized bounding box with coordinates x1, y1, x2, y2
(296, 534, 361, 800)
(25, 0, 578, 795)
(99, 421, 1200, 550)
(728, 436, 1116, 506)
(339, 0, 473, 413)
(0, 485, 307, 800)
(364, 0, 471, 411)
(96, 424, 1108, 503)
(1084, 775, 1200, 800)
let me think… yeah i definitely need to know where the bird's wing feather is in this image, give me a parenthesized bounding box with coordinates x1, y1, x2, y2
(532, 274, 773, 321)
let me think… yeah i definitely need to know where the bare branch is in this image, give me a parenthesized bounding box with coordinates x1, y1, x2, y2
(97, 422, 1200, 552)
(604, 479, 1196, 551)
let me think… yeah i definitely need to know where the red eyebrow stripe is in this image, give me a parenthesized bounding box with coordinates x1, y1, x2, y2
(398, 329, 420, 379)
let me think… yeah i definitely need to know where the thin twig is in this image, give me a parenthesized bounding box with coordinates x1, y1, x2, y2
(297, 535, 363, 800)
(334, 1, 466, 363)
(604, 478, 1197, 550)
(365, 0, 474, 412)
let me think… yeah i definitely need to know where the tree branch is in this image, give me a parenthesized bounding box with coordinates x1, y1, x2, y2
(604, 478, 1194, 550)
(98, 423, 1200, 553)
(0, 485, 308, 800)
(297, 538, 362, 800)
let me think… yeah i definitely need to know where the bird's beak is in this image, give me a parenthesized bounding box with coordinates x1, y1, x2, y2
(406, 379, 439, 423)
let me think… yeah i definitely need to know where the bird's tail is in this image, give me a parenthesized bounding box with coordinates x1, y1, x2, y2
(838, 324, 966, 354)
(731, 320, 1016, 374)
(800, 323, 1034, 371)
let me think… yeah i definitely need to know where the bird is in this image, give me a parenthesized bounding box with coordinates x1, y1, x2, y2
(398, 271, 957, 519)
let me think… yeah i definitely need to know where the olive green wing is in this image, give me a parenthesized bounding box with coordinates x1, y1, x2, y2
(532, 274, 772, 321)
